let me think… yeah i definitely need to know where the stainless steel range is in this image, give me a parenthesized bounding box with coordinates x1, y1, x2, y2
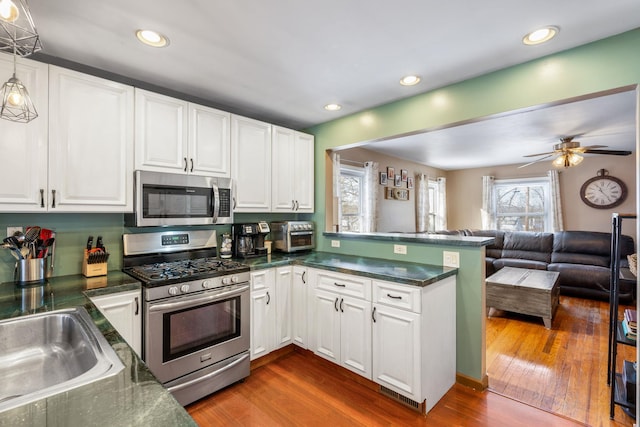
(122, 229, 250, 406)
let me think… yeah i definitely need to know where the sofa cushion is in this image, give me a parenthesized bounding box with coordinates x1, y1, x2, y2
(552, 231, 635, 267)
(501, 231, 553, 263)
(470, 230, 504, 259)
(547, 263, 611, 292)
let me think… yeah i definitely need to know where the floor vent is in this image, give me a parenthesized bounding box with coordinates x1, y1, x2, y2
(379, 386, 423, 412)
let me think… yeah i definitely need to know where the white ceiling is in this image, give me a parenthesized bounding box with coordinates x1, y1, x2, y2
(26, 0, 640, 131)
(360, 88, 637, 170)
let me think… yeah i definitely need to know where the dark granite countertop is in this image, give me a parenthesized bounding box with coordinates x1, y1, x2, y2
(323, 231, 494, 247)
(240, 251, 457, 287)
(0, 272, 195, 427)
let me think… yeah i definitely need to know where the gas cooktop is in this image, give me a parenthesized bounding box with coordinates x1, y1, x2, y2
(125, 258, 249, 285)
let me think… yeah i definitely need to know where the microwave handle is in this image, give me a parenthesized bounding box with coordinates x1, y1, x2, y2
(212, 183, 220, 223)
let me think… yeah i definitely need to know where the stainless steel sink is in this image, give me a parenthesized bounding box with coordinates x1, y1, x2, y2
(0, 306, 125, 412)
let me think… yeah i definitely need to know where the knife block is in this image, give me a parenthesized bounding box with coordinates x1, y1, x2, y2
(82, 249, 108, 277)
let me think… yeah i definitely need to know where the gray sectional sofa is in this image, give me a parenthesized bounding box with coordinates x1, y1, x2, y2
(443, 230, 635, 303)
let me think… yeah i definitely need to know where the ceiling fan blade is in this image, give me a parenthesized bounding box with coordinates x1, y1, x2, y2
(583, 149, 632, 156)
(518, 154, 555, 168)
(579, 145, 607, 150)
(523, 151, 556, 158)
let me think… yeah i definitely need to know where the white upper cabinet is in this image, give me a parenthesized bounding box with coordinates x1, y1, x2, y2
(0, 55, 48, 212)
(271, 126, 314, 212)
(135, 89, 231, 177)
(188, 103, 230, 177)
(48, 66, 134, 212)
(135, 89, 189, 173)
(231, 114, 272, 212)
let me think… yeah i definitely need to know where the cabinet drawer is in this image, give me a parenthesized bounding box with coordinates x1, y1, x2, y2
(373, 280, 420, 313)
(250, 269, 273, 292)
(315, 271, 371, 300)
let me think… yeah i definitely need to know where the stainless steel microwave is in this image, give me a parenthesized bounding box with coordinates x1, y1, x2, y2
(125, 170, 233, 227)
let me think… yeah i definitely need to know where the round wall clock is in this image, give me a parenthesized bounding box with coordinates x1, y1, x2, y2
(579, 169, 627, 209)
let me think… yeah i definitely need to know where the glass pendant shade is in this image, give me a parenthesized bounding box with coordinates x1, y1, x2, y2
(0, 0, 41, 56)
(0, 72, 37, 122)
(552, 152, 584, 168)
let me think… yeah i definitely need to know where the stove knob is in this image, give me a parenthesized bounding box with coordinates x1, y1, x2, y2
(231, 275, 239, 283)
(202, 280, 212, 289)
(180, 284, 190, 293)
(222, 276, 232, 285)
(168, 286, 178, 296)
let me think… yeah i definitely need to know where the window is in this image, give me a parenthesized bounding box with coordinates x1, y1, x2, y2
(493, 177, 551, 232)
(339, 166, 364, 232)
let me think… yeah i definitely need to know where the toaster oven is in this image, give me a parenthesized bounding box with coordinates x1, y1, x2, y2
(270, 221, 315, 252)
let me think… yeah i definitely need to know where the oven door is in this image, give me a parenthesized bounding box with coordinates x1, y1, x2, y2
(144, 283, 249, 384)
(287, 231, 315, 251)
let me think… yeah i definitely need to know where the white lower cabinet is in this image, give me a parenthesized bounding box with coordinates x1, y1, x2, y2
(250, 267, 293, 360)
(291, 266, 308, 348)
(310, 270, 372, 378)
(89, 290, 141, 357)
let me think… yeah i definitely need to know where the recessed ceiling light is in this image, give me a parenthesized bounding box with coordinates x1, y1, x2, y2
(324, 103, 342, 111)
(136, 29, 169, 48)
(522, 26, 559, 45)
(400, 75, 421, 86)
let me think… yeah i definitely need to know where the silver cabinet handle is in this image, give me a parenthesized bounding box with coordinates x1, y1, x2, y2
(183, 157, 188, 172)
(372, 306, 377, 323)
(51, 189, 56, 208)
(39, 189, 44, 208)
(387, 294, 402, 300)
(291, 200, 295, 210)
(333, 282, 346, 288)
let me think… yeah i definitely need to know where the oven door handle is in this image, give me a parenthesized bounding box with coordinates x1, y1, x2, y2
(166, 352, 250, 394)
(148, 284, 249, 313)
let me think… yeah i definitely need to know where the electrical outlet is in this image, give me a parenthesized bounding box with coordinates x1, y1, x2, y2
(393, 244, 407, 255)
(331, 240, 340, 248)
(6, 226, 23, 237)
(443, 251, 460, 268)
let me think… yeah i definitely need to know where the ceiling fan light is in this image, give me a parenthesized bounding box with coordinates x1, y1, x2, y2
(568, 152, 583, 166)
(552, 155, 566, 168)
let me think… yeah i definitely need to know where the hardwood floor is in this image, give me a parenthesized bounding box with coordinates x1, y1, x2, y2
(486, 295, 636, 427)
(187, 349, 582, 426)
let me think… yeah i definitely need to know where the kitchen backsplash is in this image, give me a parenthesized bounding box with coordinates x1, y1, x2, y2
(0, 212, 310, 283)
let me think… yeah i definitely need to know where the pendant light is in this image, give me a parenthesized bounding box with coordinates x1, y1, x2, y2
(0, 43, 37, 122)
(0, 0, 42, 57)
(0, 0, 40, 123)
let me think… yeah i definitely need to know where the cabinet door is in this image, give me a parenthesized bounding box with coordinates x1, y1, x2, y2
(275, 266, 292, 348)
(340, 296, 372, 379)
(372, 304, 421, 400)
(292, 266, 308, 348)
(293, 132, 314, 212)
(188, 104, 230, 177)
(271, 126, 295, 212)
(135, 89, 188, 173)
(0, 56, 48, 212)
(90, 290, 142, 357)
(250, 288, 273, 360)
(312, 289, 341, 364)
(231, 115, 271, 212)
(49, 66, 134, 212)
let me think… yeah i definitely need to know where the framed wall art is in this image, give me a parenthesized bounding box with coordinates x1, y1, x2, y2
(401, 169, 408, 182)
(387, 167, 395, 178)
(394, 174, 402, 187)
(379, 172, 388, 185)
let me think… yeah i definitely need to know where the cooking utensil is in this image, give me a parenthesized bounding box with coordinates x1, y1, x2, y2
(24, 227, 41, 258)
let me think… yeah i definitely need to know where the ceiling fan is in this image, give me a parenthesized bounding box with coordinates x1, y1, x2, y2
(519, 136, 632, 168)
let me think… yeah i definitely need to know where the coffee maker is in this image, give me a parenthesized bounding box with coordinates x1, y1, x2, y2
(232, 222, 270, 258)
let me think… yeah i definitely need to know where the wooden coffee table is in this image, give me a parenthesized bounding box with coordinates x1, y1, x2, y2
(485, 267, 560, 329)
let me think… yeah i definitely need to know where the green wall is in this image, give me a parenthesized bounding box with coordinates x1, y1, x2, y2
(307, 29, 640, 382)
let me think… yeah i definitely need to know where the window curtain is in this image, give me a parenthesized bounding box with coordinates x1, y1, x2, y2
(362, 161, 378, 232)
(548, 169, 564, 231)
(436, 177, 447, 231)
(415, 173, 430, 232)
(481, 175, 496, 229)
(332, 152, 341, 232)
